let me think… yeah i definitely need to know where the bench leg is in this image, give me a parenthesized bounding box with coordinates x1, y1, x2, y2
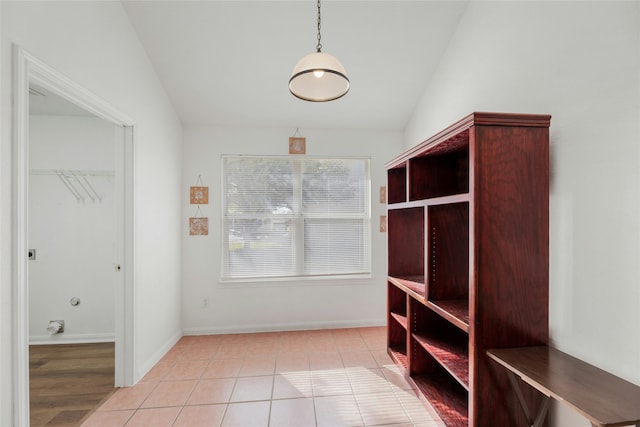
(506, 371, 549, 427)
(532, 397, 549, 427)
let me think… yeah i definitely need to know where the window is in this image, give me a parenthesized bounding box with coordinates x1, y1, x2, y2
(222, 156, 371, 280)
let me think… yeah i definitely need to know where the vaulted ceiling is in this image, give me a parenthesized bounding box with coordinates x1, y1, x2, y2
(120, 1, 469, 131)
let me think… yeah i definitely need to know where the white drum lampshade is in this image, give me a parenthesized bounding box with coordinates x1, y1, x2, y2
(289, 51, 349, 102)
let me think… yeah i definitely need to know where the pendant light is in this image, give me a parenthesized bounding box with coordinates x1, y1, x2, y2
(289, 0, 349, 102)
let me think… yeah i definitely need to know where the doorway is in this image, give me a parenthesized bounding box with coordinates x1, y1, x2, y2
(12, 46, 135, 426)
(28, 85, 118, 425)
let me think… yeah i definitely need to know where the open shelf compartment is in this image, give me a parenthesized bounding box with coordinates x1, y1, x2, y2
(410, 298, 469, 389)
(409, 145, 469, 201)
(388, 282, 408, 366)
(388, 207, 425, 292)
(426, 202, 469, 327)
(388, 282, 408, 328)
(412, 372, 469, 427)
(410, 337, 469, 427)
(387, 164, 407, 204)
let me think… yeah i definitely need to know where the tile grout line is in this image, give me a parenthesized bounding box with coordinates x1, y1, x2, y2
(84, 327, 435, 427)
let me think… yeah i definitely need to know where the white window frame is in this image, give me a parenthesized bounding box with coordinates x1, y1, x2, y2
(220, 155, 372, 282)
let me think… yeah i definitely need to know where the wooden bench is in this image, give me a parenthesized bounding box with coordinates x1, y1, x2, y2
(487, 346, 640, 427)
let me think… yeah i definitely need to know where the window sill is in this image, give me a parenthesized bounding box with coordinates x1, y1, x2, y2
(218, 273, 374, 288)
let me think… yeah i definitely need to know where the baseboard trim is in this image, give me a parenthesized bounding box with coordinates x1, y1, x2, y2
(135, 330, 182, 383)
(182, 318, 386, 336)
(29, 333, 115, 345)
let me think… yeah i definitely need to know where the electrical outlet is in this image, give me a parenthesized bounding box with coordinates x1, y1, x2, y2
(203, 297, 209, 307)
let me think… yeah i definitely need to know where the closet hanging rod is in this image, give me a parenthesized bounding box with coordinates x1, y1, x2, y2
(30, 169, 112, 203)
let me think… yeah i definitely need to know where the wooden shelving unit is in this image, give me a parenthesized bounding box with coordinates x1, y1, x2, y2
(386, 112, 551, 427)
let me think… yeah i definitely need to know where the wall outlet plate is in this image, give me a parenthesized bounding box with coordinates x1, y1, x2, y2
(28, 249, 36, 260)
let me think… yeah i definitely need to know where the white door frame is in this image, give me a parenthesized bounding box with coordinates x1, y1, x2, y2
(12, 45, 135, 426)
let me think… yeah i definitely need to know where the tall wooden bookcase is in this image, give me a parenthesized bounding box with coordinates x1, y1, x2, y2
(385, 112, 550, 426)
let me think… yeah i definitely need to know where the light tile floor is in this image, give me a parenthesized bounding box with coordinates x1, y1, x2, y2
(82, 327, 444, 427)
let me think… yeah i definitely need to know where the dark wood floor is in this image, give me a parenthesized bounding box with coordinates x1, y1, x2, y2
(30, 342, 115, 427)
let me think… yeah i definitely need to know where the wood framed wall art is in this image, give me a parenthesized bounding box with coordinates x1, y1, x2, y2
(190, 186, 208, 204)
(289, 137, 306, 155)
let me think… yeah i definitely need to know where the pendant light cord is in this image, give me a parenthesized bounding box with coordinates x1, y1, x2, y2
(316, 0, 322, 52)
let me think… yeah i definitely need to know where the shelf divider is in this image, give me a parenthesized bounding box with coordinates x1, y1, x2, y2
(390, 312, 408, 330)
(388, 276, 425, 302)
(426, 299, 469, 332)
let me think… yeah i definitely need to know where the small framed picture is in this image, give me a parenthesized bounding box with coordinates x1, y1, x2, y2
(379, 215, 387, 232)
(380, 186, 387, 204)
(190, 186, 209, 204)
(189, 217, 209, 236)
(289, 137, 306, 155)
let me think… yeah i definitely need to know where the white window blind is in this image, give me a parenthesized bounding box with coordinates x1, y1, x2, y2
(222, 156, 371, 280)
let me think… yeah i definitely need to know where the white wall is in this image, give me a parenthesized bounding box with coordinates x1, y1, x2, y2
(0, 3, 5, 424)
(404, 2, 640, 426)
(1, 2, 183, 425)
(29, 115, 115, 343)
(181, 125, 403, 334)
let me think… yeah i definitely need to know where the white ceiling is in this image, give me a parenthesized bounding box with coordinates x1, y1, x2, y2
(121, 1, 469, 131)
